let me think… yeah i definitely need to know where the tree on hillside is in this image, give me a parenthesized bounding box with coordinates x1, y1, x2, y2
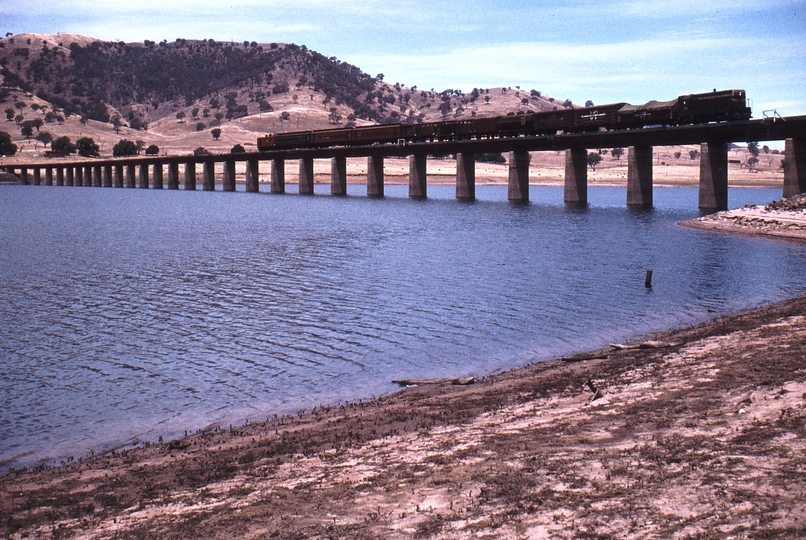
(230, 144, 245, 153)
(0, 131, 18, 156)
(76, 137, 100, 157)
(585, 100, 594, 107)
(4, 109, 14, 121)
(176, 111, 186, 122)
(36, 131, 52, 146)
(51, 136, 76, 155)
(20, 121, 35, 139)
(587, 151, 602, 171)
(113, 139, 138, 156)
(145, 144, 159, 155)
(611, 147, 624, 161)
(196, 122, 206, 131)
(747, 141, 760, 158)
(211, 128, 221, 140)
(111, 114, 123, 133)
(689, 149, 700, 160)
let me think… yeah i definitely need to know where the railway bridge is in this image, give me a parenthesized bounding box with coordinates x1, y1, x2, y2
(3, 116, 805, 210)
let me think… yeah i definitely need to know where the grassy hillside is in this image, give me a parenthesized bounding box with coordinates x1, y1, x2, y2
(0, 32, 576, 158)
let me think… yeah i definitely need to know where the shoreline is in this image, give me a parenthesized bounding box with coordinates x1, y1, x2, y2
(2, 294, 806, 538)
(680, 193, 806, 243)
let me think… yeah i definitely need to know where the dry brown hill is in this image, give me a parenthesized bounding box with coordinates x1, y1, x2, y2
(0, 32, 576, 158)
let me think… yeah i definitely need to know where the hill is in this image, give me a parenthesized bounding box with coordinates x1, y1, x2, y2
(0, 32, 575, 158)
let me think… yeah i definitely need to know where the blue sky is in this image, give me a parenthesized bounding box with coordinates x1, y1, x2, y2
(2, 0, 804, 116)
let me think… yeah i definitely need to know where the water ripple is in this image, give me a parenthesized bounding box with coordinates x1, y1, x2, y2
(2, 185, 806, 471)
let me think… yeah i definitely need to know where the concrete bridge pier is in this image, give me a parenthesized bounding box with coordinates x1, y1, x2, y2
(92, 166, 101, 187)
(246, 159, 260, 192)
(409, 154, 428, 198)
(508, 151, 530, 202)
(783, 138, 806, 197)
(184, 162, 197, 190)
(203, 161, 216, 191)
(223, 160, 236, 192)
(56, 167, 64, 186)
(75, 167, 84, 187)
(32, 168, 41, 185)
(18, 167, 28, 185)
(698, 142, 728, 210)
(167, 163, 179, 189)
(103, 165, 112, 187)
(44, 167, 53, 186)
(627, 146, 653, 206)
(152, 163, 163, 189)
(113, 165, 123, 188)
(299, 158, 314, 194)
(367, 156, 384, 197)
(65, 167, 74, 187)
(331, 156, 347, 195)
(83, 165, 93, 187)
(125, 164, 136, 188)
(456, 153, 475, 200)
(564, 148, 587, 205)
(138, 164, 149, 188)
(271, 159, 284, 193)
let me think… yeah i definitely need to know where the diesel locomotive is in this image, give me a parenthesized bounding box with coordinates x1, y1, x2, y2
(257, 89, 750, 151)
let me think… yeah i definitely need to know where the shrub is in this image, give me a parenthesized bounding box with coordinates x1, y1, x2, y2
(0, 131, 17, 155)
(51, 136, 76, 155)
(76, 137, 99, 157)
(230, 144, 245, 153)
(145, 144, 159, 155)
(112, 139, 138, 156)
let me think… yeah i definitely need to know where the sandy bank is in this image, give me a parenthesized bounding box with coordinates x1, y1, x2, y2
(2, 294, 806, 539)
(681, 193, 806, 243)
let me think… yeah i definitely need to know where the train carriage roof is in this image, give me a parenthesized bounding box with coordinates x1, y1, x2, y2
(618, 98, 678, 113)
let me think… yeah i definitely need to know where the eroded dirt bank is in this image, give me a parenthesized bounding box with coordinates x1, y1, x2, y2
(2, 295, 806, 539)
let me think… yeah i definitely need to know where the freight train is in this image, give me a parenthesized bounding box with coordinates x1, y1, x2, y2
(257, 89, 750, 151)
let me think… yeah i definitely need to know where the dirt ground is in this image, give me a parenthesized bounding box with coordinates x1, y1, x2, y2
(2, 287, 806, 539)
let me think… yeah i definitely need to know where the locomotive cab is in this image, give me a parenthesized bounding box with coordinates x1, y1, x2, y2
(257, 134, 276, 151)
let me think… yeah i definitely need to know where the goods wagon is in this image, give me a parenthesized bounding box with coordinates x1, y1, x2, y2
(257, 89, 751, 150)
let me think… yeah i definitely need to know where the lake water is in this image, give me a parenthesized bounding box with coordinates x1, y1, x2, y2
(2, 183, 805, 471)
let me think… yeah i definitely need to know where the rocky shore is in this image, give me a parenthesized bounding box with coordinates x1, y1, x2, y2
(2, 293, 806, 539)
(681, 193, 806, 243)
